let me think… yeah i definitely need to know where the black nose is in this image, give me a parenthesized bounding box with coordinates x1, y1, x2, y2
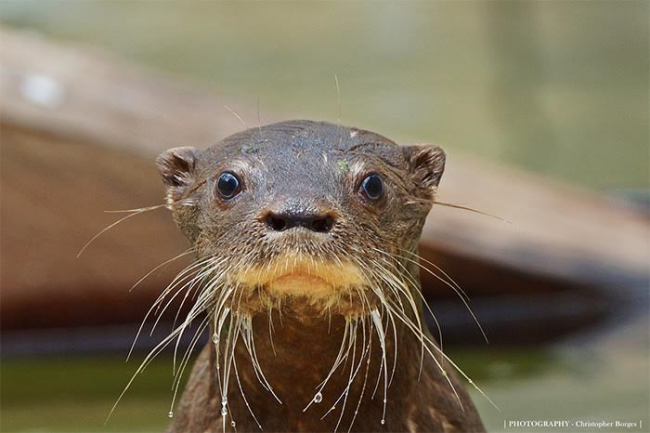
(264, 211, 336, 233)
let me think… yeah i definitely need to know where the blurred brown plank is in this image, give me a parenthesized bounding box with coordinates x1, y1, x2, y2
(1, 28, 648, 334)
(0, 122, 191, 329)
(426, 158, 649, 286)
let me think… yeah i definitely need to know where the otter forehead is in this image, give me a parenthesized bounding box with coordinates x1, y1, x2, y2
(196, 120, 405, 175)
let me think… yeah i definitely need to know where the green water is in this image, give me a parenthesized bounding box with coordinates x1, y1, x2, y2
(2, 327, 648, 432)
(1, 356, 171, 432)
(0, 349, 553, 432)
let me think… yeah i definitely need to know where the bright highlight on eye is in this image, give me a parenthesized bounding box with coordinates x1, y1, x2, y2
(360, 174, 384, 200)
(216, 172, 241, 198)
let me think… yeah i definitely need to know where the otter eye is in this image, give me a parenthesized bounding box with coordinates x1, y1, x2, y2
(216, 172, 241, 199)
(360, 174, 384, 200)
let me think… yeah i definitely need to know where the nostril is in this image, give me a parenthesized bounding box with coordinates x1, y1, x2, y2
(264, 211, 336, 233)
(266, 214, 288, 231)
(311, 215, 335, 233)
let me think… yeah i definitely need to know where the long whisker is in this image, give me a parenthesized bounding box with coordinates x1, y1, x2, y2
(395, 246, 470, 302)
(233, 344, 263, 430)
(104, 204, 167, 213)
(169, 312, 212, 415)
(347, 296, 373, 433)
(170, 270, 231, 372)
(257, 94, 263, 137)
(106, 303, 208, 424)
(77, 204, 166, 258)
(400, 255, 488, 344)
(381, 297, 463, 410)
(434, 201, 512, 224)
(374, 255, 446, 367)
(129, 248, 196, 293)
(374, 247, 488, 345)
(392, 302, 500, 411)
(334, 74, 342, 126)
(357, 249, 499, 417)
(363, 258, 426, 378)
(304, 318, 351, 413)
(113, 257, 235, 425)
(126, 256, 214, 361)
(224, 105, 248, 129)
(371, 309, 389, 426)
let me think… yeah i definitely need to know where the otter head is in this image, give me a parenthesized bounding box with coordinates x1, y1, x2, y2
(156, 120, 445, 318)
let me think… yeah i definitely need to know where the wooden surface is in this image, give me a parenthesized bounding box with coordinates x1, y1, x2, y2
(1, 28, 648, 339)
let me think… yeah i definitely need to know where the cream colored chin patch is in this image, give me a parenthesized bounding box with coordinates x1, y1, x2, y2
(233, 254, 366, 299)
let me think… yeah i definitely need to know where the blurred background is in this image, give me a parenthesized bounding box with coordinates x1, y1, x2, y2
(0, 2, 648, 432)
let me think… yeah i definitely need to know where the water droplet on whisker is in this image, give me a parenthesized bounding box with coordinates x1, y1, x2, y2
(380, 419, 385, 425)
(314, 392, 323, 403)
(168, 411, 174, 418)
(231, 421, 236, 427)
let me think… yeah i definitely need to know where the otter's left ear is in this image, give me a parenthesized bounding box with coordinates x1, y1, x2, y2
(402, 144, 446, 195)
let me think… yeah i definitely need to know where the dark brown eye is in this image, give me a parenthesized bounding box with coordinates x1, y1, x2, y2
(360, 174, 384, 200)
(216, 172, 241, 199)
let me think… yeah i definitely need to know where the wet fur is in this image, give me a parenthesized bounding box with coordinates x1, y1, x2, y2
(153, 120, 486, 433)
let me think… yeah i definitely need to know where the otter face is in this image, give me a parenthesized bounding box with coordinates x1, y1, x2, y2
(156, 120, 444, 316)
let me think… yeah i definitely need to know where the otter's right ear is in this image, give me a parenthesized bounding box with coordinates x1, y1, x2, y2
(156, 146, 200, 197)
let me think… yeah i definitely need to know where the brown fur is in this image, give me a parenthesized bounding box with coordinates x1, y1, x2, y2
(157, 120, 485, 432)
(170, 313, 484, 433)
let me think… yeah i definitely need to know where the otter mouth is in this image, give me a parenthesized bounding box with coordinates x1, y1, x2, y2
(232, 254, 367, 301)
(273, 272, 329, 285)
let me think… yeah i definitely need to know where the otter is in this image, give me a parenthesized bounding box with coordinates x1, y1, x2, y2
(155, 120, 486, 433)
